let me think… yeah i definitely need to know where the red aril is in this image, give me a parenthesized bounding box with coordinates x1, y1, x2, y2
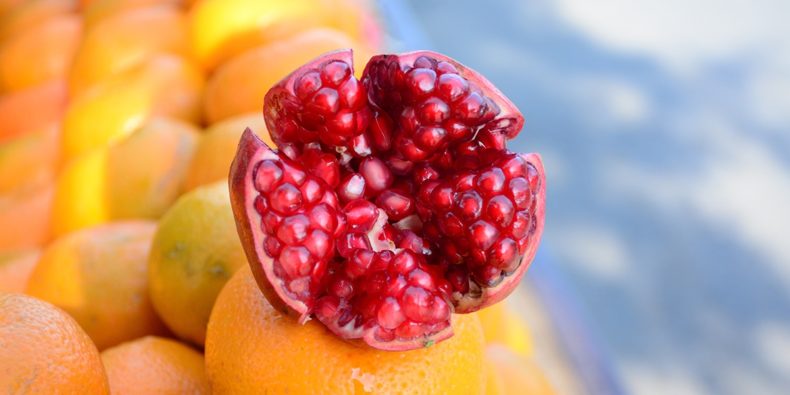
(231, 49, 544, 351)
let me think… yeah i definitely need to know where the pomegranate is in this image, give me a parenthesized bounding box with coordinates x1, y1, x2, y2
(230, 49, 545, 350)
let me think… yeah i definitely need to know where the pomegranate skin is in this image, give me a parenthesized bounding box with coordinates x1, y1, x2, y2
(232, 49, 546, 351)
(230, 129, 302, 318)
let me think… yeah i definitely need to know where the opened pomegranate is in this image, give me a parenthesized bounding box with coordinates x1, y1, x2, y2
(230, 49, 545, 350)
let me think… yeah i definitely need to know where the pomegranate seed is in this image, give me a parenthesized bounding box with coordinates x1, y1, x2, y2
(378, 298, 406, 330)
(337, 173, 365, 202)
(359, 157, 393, 194)
(238, 49, 543, 351)
(254, 160, 282, 193)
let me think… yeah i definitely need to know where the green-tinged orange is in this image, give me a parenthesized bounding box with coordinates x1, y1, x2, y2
(148, 182, 246, 346)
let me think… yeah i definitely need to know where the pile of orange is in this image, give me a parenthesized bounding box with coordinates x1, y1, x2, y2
(0, 1, 555, 393)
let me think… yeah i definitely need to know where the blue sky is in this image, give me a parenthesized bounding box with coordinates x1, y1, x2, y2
(399, 0, 790, 393)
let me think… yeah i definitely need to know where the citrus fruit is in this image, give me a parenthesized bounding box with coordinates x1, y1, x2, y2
(0, 79, 67, 143)
(204, 28, 364, 123)
(0, 0, 77, 41)
(184, 113, 272, 191)
(69, 4, 189, 95)
(52, 117, 198, 236)
(0, 249, 39, 293)
(101, 336, 210, 395)
(0, 14, 81, 92)
(0, 123, 59, 196)
(26, 221, 167, 350)
(0, 292, 110, 394)
(484, 345, 556, 395)
(205, 266, 486, 394)
(61, 54, 203, 163)
(148, 181, 246, 345)
(0, 184, 53, 251)
(83, 0, 183, 26)
(477, 301, 534, 356)
(187, 0, 379, 70)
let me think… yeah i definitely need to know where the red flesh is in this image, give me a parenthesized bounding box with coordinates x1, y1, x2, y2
(230, 49, 545, 350)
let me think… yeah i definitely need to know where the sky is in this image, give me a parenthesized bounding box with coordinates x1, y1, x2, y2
(398, 0, 790, 393)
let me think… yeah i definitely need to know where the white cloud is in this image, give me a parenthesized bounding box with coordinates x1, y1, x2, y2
(574, 78, 652, 125)
(551, 0, 790, 71)
(754, 322, 790, 379)
(620, 361, 706, 395)
(553, 222, 630, 280)
(604, 117, 790, 286)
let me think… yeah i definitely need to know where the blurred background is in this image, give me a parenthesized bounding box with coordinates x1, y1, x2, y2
(391, 0, 790, 394)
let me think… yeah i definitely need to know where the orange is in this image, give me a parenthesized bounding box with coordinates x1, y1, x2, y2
(204, 28, 368, 123)
(26, 221, 168, 350)
(0, 14, 81, 92)
(0, 0, 77, 40)
(0, 80, 67, 143)
(0, 123, 59, 196)
(52, 117, 198, 236)
(83, 0, 183, 26)
(184, 113, 272, 191)
(148, 181, 246, 345)
(0, 0, 24, 17)
(62, 54, 203, 163)
(0, 249, 39, 293)
(101, 336, 210, 395)
(0, 292, 110, 394)
(478, 301, 534, 357)
(0, 184, 53, 251)
(484, 345, 556, 395)
(70, 4, 189, 95)
(205, 267, 486, 394)
(187, 0, 380, 70)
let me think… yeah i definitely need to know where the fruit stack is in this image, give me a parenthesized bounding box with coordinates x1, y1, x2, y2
(0, 0, 553, 394)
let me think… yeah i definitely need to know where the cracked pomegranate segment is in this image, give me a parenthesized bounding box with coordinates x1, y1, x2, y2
(230, 49, 545, 350)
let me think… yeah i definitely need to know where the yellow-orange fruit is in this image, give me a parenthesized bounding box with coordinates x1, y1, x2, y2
(184, 113, 272, 191)
(26, 222, 167, 350)
(0, 184, 53, 251)
(203, 28, 366, 123)
(69, 4, 189, 94)
(0, 0, 77, 41)
(61, 55, 203, 164)
(187, 0, 380, 70)
(0, 249, 39, 293)
(0, 14, 81, 92)
(0, 80, 67, 143)
(478, 301, 534, 356)
(484, 345, 556, 395)
(52, 117, 198, 236)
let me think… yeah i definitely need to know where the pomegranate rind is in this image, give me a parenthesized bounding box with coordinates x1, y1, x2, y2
(455, 153, 545, 313)
(229, 129, 309, 319)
